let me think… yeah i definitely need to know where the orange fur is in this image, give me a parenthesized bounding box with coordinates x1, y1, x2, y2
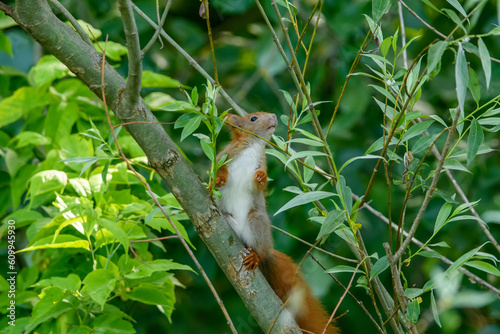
(262, 251, 339, 334)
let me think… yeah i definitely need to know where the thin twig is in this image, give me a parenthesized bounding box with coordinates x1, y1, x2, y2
(203, 0, 219, 85)
(48, 0, 93, 46)
(309, 253, 386, 334)
(141, 0, 172, 55)
(353, 194, 500, 296)
(398, 0, 446, 39)
(272, 225, 358, 263)
(131, 3, 246, 116)
(0, 2, 13, 16)
(322, 259, 364, 334)
(393, 108, 461, 261)
(268, 1, 336, 178)
(397, 1, 408, 69)
(384, 243, 418, 333)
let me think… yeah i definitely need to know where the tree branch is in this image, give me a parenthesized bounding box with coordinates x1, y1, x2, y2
(11, 1, 299, 332)
(393, 108, 461, 261)
(117, 0, 142, 108)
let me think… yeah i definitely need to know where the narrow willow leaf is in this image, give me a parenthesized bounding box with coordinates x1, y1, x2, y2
(405, 288, 424, 299)
(465, 260, 500, 277)
(180, 115, 202, 141)
(467, 67, 481, 104)
(274, 191, 337, 216)
(431, 290, 442, 327)
(427, 41, 447, 76)
(412, 134, 439, 155)
(446, 242, 489, 274)
(339, 154, 385, 173)
(372, 0, 391, 22)
(455, 44, 468, 115)
(370, 255, 389, 280)
(317, 209, 345, 240)
(443, 159, 471, 174)
(285, 151, 328, 168)
(326, 265, 363, 274)
(401, 121, 434, 142)
(434, 202, 453, 233)
(467, 118, 484, 165)
(407, 299, 421, 324)
(477, 38, 491, 90)
(446, 0, 468, 17)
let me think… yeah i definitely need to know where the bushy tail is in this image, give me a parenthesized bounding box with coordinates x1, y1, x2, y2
(261, 250, 339, 334)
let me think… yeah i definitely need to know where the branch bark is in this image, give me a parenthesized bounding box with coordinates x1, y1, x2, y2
(7, 1, 300, 332)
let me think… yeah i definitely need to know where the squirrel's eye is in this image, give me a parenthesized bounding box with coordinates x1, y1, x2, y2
(250, 116, 258, 122)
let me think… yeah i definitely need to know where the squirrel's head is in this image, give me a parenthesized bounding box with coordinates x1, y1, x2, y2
(226, 112, 277, 141)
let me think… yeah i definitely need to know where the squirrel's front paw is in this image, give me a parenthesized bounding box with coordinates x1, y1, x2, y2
(215, 175, 227, 187)
(243, 247, 260, 270)
(254, 170, 267, 190)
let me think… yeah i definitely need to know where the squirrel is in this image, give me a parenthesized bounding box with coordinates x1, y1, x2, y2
(216, 112, 339, 334)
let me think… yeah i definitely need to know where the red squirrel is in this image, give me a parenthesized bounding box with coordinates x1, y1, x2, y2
(216, 112, 339, 334)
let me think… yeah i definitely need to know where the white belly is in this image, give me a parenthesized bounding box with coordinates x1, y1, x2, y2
(219, 144, 263, 245)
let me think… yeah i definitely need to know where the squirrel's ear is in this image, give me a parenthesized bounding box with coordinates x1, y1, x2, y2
(226, 114, 242, 128)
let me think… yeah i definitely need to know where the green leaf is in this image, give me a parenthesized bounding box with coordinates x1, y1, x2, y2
(443, 158, 471, 174)
(372, 0, 391, 22)
(83, 269, 116, 309)
(125, 282, 175, 321)
(29, 170, 68, 197)
(446, 242, 489, 274)
(95, 41, 128, 61)
(427, 41, 447, 76)
(339, 154, 385, 174)
(0, 30, 12, 57)
(303, 155, 315, 184)
(317, 210, 345, 240)
(434, 202, 453, 233)
(370, 255, 389, 280)
(274, 191, 337, 216)
(35, 274, 81, 292)
(326, 265, 363, 274)
(280, 89, 297, 116)
(125, 259, 193, 279)
(467, 67, 481, 104)
(181, 115, 202, 141)
(14, 131, 51, 148)
(18, 234, 89, 253)
(44, 100, 80, 145)
(443, 9, 466, 34)
(401, 121, 434, 142)
(191, 86, 199, 106)
(380, 36, 392, 57)
(477, 38, 491, 90)
(0, 86, 51, 127)
(405, 288, 423, 299)
(467, 118, 484, 165)
(92, 313, 135, 333)
(465, 260, 500, 277)
(412, 133, 439, 155)
(431, 290, 442, 327)
(285, 150, 328, 167)
(406, 299, 420, 324)
(446, 0, 468, 18)
(336, 175, 353, 215)
(287, 137, 325, 147)
(98, 218, 129, 254)
(141, 70, 187, 88)
(28, 55, 70, 87)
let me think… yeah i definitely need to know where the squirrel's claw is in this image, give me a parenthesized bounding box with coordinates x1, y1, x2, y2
(243, 247, 259, 270)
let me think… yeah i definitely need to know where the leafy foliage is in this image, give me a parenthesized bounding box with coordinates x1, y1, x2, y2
(1, 0, 500, 333)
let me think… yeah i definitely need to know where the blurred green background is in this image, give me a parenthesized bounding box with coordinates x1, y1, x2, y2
(1, 0, 499, 333)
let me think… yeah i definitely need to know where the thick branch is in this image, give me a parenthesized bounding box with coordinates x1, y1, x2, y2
(11, 1, 299, 332)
